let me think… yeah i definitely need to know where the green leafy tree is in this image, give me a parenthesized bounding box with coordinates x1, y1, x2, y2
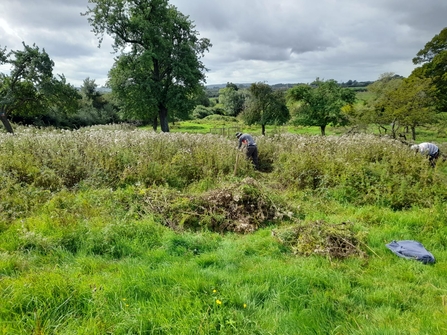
(364, 73, 403, 136)
(194, 85, 211, 108)
(0, 47, 7, 64)
(219, 82, 246, 116)
(385, 75, 436, 140)
(0, 43, 80, 133)
(241, 82, 290, 135)
(80, 77, 99, 102)
(77, 77, 119, 126)
(83, 0, 212, 132)
(286, 79, 356, 135)
(364, 73, 434, 140)
(412, 27, 447, 112)
(48, 75, 84, 122)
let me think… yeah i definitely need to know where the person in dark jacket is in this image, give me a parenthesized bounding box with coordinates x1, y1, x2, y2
(410, 142, 440, 167)
(236, 132, 258, 170)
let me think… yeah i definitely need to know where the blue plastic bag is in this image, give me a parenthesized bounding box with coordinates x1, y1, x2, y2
(386, 240, 435, 264)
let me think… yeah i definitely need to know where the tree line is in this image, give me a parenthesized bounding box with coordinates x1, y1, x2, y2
(1, 0, 447, 140)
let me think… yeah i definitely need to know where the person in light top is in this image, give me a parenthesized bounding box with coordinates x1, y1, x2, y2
(235, 132, 258, 170)
(410, 142, 440, 167)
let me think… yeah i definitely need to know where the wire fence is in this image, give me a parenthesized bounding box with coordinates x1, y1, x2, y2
(209, 126, 241, 137)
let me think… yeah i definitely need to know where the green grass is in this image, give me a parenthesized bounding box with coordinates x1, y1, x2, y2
(167, 119, 446, 140)
(2, 204, 446, 334)
(1, 127, 447, 334)
(169, 121, 341, 137)
(170, 121, 214, 133)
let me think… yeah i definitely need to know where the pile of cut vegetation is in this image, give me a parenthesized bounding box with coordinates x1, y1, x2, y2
(272, 220, 367, 259)
(141, 177, 294, 233)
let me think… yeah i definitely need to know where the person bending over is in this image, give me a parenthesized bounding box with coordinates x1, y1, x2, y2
(236, 132, 259, 170)
(411, 142, 440, 167)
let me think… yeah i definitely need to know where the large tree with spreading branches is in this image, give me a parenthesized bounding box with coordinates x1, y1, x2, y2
(83, 0, 212, 132)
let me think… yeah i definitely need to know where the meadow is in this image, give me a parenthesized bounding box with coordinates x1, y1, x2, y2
(1, 124, 447, 334)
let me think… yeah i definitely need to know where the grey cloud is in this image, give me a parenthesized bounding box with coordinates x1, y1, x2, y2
(2, 0, 447, 86)
(370, 0, 447, 32)
(1, 0, 88, 30)
(174, 0, 341, 55)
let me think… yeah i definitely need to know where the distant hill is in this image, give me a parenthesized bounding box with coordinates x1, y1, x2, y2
(205, 83, 251, 89)
(205, 83, 300, 89)
(75, 87, 112, 93)
(206, 80, 375, 90)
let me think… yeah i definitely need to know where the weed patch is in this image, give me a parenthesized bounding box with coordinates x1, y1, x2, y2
(272, 220, 367, 259)
(142, 177, 294, 233)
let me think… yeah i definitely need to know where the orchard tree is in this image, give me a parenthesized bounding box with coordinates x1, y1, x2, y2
(365, 73, 403, 136)
(385, 75, 436, 140)
(241, 82, 289, 135)
(286, 79, 356, 135)
(219, 82, 246, 116)
(412, 27, 447, 112)
(83, 0, 211, 132)
(364, 73, 435, 140)
(0, 43, 80, 133)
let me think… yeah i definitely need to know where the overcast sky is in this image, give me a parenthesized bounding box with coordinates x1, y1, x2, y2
(1, 0, 446, 87)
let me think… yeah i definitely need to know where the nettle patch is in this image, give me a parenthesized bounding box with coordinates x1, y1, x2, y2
(141, 177, 294, 233)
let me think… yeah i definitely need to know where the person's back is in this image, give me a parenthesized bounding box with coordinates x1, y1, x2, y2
(417, 142, 439, 156)
(237, 133, 256, 148)
(235, 132, 258, 169)
(411, 142, 440, 167)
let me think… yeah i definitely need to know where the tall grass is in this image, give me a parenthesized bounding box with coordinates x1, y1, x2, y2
(1, 126, 447, 334)
(258, 133, 447, 209)
(0, 126, 254, 191)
